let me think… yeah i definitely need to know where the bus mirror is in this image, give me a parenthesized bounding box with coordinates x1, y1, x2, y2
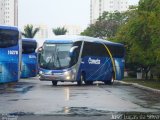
(69, 46, 78, 57)
(38, 47, 43, 53)
(70, 46, 78, 53)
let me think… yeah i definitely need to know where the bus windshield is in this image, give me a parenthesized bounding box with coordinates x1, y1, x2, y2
(22, 41, 37, 54)
(40, 43, 72, 70)
(0, 29, 19, 48)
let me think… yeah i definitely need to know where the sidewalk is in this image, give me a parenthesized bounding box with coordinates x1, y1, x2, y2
(115, 80, 160, 94)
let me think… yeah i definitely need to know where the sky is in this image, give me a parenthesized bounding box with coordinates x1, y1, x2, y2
(18, 0, 140, 29)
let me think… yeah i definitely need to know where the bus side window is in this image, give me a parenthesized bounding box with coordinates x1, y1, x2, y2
(82, 42, 109, 57)
(108, 45, 124, 58)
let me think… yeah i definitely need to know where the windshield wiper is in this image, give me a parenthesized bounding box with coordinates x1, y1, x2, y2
(44, 52, 56, 69)
(45, 57, 52, 69)
(56, 51, 61, 68)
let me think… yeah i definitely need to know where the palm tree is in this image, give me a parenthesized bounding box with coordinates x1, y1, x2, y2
(52, 27, 67, 35)
(22, 24, 40, 38)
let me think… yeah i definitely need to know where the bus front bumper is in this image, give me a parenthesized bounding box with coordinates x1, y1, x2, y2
(39, 73, 75, 82)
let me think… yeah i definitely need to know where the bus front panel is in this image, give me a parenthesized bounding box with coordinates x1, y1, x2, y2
(21, 53, 37, 78)
(0, 27, 20, 83)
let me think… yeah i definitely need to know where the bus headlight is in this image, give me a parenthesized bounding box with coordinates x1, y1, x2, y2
(64, 71, 72, 80)
(66, 76, 71, 80)
(64, 69, 76, 80)
(39, 71, 43, 75)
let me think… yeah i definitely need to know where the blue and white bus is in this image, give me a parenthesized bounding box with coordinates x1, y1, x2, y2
(21, 38, 38, 78)
(38, 36, 125, 85)
(0, 26, 21, 83)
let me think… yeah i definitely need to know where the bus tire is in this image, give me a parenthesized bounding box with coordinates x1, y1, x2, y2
(104, 80, 112, 85)
(52, 81, 58, 86)
(104, 75, 114, 85)
(77, 73, 85, 86)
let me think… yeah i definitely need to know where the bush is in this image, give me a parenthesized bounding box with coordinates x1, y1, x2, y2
(150, 65, 160, 79)
(127, 71, 137, 77)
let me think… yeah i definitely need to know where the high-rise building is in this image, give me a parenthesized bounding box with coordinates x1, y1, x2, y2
(0, 0, 18, 26)
(90, 0, 129, 24)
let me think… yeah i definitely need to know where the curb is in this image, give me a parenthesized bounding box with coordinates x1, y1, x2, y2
(115, 80, 160, 94)
(131, 83, 160, 94)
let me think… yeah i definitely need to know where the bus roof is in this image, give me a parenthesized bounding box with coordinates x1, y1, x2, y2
(22, 38, 37, 47)
(0, 25, 19, 31)
(22, 38, 37, 49)
(44, 35, 123, 46)
(22, 38, 37, 42)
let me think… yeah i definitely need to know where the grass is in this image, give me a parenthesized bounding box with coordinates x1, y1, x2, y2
(123, 78, 160, 90)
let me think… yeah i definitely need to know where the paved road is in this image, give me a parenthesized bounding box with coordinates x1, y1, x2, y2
(0, 77, 160, 120)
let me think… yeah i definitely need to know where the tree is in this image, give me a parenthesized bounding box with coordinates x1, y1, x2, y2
(22, 24, 40, 38)
(115, 0, 160, 79)
(81, 11, 131, 39)
(52, 27, 67, 35)
(81, 19, 120, 39)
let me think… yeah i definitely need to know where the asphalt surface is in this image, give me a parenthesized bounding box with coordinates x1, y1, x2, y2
(0, 77, 160, 120)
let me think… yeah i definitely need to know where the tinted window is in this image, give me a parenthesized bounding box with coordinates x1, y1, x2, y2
(22, 41, 37, 54)
(0, 29, 19, 48)
(82, 42, 124, 58)
(82, 42, 109, 57)
(108, 45, 125, 58)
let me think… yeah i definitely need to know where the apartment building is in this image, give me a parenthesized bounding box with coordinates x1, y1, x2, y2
(0, 0, 18, 26)
(90, 0, 129, 24)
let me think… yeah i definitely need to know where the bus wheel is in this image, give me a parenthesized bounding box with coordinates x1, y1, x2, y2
(52, 81, 58, 86)
(77, 74, 85, 86)
(104, 76, 114, 85)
